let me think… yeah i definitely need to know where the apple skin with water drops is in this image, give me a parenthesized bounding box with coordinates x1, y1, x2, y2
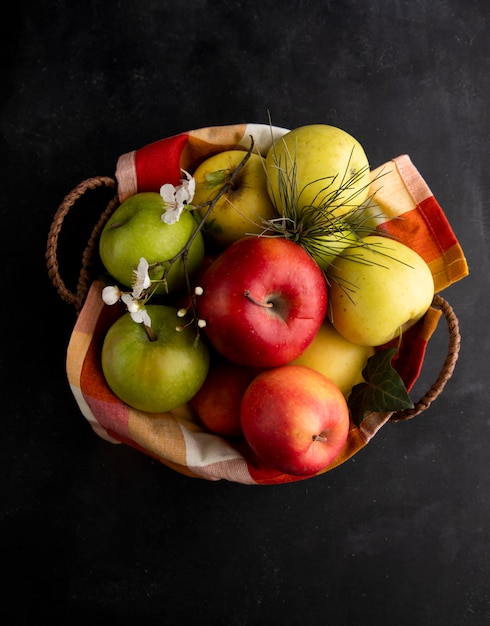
(240, 365, 350, 476)
(196, 236, 328, 368)
(99, 192, 205, 294)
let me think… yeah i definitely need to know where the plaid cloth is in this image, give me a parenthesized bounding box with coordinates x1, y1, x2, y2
(67, 124, 469, 484)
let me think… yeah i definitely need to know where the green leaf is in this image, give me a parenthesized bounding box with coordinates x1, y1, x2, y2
(348, 347, 414, 427)
(204, 170, 227, 188)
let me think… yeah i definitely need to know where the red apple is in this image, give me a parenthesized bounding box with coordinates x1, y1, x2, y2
(240, 365, 350, 476)
(196, 236, 328, 367)
(191, 359, 261, 438)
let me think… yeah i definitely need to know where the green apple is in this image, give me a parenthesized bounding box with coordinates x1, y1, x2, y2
(193, 150, 279, 246)
(265, 124, 371, 218)
(99, 192, 205, 294)
(101, 304, 210, 413)
(327, 235, 435, 346)
(291, 318, 375, 398)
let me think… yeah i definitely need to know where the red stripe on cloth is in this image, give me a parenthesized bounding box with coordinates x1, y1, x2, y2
(378, 305, 442, 392)
(133, 132, 190, 192)
(417, 195, 460, 253)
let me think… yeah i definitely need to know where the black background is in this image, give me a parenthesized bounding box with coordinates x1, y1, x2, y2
(2, 1, 489, 624)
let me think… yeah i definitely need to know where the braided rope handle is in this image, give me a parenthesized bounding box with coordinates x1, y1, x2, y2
(46, 176, 119, 313)
(389, 293, 460, 422)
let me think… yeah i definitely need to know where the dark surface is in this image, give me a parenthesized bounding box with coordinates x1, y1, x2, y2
(2, 1, 488, 624)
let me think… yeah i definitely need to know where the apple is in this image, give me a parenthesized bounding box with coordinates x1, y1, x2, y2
(99, 192, 205, 294)
(291, 318, 375, 397)
(302, 226, 359, 271)
(328, 235, 435, 346)
(196, 236, 328, 367)
(191, 359, 261, 438)
(101, 304, 210, 413)
(240, 365, 350, 476)
(192, 150, 279, 247)
(265, 124, 370, 218)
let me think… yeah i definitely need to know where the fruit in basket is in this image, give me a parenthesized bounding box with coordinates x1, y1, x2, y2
(328, 235, 435, 346)
(265, 124, 371, 218)
(101, 304, 210, 413)
(240, 365, 350, 476)
(192, 150, 279, 246)
(191, 360, 261, 438)
(305, 225, 360, 271)
(99, 192, 204, 294)
(291, 318, 375, 397)
(196, 236, 328, 367)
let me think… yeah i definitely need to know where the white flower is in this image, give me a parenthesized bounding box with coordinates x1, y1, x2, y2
(132, 257, 151, 298)
(121, 294, 152, 327)
(102, 285, 122, 306)
(160, 169, 196, 225)
(179, 168, 196, 202)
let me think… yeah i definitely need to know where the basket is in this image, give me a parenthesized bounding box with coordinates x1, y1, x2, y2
(46, 124, 469, 484)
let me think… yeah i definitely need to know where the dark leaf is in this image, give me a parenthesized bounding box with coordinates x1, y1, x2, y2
(348, 347, 414, 427)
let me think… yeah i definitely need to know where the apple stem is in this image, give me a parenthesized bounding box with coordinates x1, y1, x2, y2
(144, 324, 157, 342)
(243, 290, 274, 308)
(312, 430, 328, 442)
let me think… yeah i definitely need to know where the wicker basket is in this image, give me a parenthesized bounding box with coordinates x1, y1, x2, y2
(46, 125, 467, 484)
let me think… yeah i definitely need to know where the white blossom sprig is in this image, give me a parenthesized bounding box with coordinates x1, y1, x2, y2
(175, 286, 207, 332)
(102, 257, 154, 336)
(160, 169, 196, 224)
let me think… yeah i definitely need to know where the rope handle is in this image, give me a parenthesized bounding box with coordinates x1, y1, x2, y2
(389, 293, 460, 422)
(46, 176, 119, 313)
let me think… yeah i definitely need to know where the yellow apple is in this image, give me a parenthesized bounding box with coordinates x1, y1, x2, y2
(303, 226, 359, 270)
(265, 124, 371, 219)
(327, 235, 435, 346)
(291, 318, 375, 398)
(192, 150, 279, 246)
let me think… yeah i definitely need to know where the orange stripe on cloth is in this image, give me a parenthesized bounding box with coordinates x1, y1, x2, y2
(376, 205, 468, 293)
(182, 123, 289, 171)
(367, 157, 424, 223)
(127, 409, 190, 469)
(68, 281, 132, 440)
(428, 243, 469, 289)
(180, 124, 249, 175)
(369, 155, 468, 292)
